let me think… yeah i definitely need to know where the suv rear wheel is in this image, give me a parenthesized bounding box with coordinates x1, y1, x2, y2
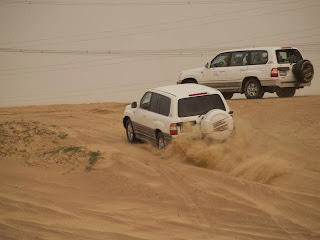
(244, 79, 264, 99)
(182, 78, 197, 84)
(222, 92, 234, 100)
(276, 87, 296, 98)
(156, 132, 165, 149)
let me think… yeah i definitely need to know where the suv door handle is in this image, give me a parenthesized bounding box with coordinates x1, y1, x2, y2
(153, 117, 157, 120)
(240, 69, 246, 71)
(219, 70, 225, 73)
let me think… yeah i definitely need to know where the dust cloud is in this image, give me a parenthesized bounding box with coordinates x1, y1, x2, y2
(165, 119, 292, 184)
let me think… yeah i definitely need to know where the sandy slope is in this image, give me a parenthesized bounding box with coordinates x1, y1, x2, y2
(0, 96, 320, 240)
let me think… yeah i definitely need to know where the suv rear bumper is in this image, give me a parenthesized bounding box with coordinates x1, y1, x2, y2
(261, 79, 311, 88)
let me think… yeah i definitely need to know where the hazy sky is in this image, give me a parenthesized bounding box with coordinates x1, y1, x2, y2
(0, 0, 319, 106)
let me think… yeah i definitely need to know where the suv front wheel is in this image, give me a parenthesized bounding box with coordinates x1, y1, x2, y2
(244, 79, 265, 99)
(126, 119, 136, 143)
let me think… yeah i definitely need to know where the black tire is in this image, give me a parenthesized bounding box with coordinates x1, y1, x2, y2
(182, 78, 197, 84)
(126, 119, 136, 143)
(276, 88, 296, 98)
(292, 60, 314, 83)
(156, 132, 165, 149)
(244, 78, 265, 99)
(222, 92, 234, 100)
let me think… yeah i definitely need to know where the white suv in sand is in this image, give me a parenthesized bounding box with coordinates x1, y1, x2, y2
(123, 84, 234, 149)
(178, 47, 314, 99)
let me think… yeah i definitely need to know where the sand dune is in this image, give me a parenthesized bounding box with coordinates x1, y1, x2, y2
(0, 96, 320, 240)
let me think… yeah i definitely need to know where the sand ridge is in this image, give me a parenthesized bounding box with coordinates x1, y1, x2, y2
(0, 96, 319, 240)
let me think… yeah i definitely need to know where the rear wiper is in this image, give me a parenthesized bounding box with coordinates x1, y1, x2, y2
(198, 110, 209, 118)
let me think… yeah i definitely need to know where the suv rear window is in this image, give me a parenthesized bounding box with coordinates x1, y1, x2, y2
(178, 94, 226, 117)
(276, 49, 302, 64)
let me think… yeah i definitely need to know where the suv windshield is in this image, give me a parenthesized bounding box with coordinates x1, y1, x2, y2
(276, 49, 302, 64)
(178, 94, 226, 117)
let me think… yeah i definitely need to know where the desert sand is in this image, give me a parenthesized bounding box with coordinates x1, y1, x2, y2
(0, 96, 320, 240)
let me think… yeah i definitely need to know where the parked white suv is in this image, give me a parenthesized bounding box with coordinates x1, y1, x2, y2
(123, 84, 234, 149)
(178, 47, 314, 99)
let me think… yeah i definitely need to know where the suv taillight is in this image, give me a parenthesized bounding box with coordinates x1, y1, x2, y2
(271, 68, 278, 77)
(170, 123, 178, 135)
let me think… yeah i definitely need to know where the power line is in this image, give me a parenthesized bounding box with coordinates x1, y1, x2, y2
(0, 31, 319, 79)
(0, 80, 174, 104)
(0, 0, 284, 6)
(193, 25, 320, 49)
(2, 0, 303, 48)
(0, 1, 290, 47)
(0, 47, 220, 56)
(0, 0, 25, 5)
(0, 48, 318, 77)
(0, 55, 128, 72)
(0, 79, 172, 101)
(0, 33, 319, 76)
(27, 1, 320, 48)
(0, 55, 175, 78)
(1, 29, 319, 58)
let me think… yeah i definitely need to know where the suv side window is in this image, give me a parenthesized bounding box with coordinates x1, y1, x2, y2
(140, 92, 152, 110)
(158, 95, 171, 116)
(249, 51, 268, 65)
(230, 51, 249, 66)
(149, 93, 160, 113)
(144, 92, 171, 116)
(210, 53, 230, 68)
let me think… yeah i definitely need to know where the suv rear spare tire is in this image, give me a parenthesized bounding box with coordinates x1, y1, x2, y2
(201, 109, 233, 140)
(292, 60, 314, 83)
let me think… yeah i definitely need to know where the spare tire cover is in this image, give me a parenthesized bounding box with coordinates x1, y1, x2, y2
(200, 109, 234, 140)
(292, 60, 314, 83)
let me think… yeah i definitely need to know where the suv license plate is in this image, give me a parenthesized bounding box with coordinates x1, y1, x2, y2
(279, 70, 287, 76)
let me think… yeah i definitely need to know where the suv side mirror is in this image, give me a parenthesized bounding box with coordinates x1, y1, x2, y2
(131, 102, 137, 108)
(205, 62, 210, 68)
